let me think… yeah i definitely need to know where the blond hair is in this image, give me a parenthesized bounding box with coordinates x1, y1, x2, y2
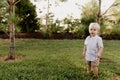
(89, 23, 100, 30)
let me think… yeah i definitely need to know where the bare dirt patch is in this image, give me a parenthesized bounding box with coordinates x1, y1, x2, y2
(0, 55, 25, 62)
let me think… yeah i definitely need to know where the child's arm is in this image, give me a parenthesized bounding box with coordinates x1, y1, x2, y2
(97, 47, 103, 58)
(82, 45, 86, 59)
(97, 37, 104, 58)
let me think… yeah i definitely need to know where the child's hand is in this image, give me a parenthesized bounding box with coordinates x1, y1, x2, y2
(82, 53, 85, 60)
(97, 56, 100, 61)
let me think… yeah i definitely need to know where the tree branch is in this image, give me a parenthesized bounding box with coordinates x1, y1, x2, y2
(104, 13, 119, 17)
(101, 1, 120, 16)
(101, 3, 114, 16)
(14, 0, 21, 5)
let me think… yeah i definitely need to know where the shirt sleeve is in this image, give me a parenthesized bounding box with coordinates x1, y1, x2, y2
(84, 36, 89, 45)
(97, 37, 104, 48)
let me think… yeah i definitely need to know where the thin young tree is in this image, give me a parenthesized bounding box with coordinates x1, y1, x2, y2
(97, 0, 101, 24)
(97, 0, 120, 24)
(46, 0, 49, 31)
(7, 0, 20, 59)
(46, 0, 67, 30)
(35, 0, 67, 30)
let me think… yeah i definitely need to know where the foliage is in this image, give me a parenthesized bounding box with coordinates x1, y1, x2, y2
(81, 0, 98, 24)
(73, 24, 85, 38)
(103, 0, 120, 25)
(0, 0, 22, 33)
(0, 39, 120, 80)
(0, 0, 8, 33)
(81, 0, 98, 36)
(16, 0, 39, 32)
(112, 24, 120, 36)
(111, 24, 120, 37)
(63, 17, 73, 33)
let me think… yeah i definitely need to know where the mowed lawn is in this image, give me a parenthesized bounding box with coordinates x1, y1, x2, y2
(0, 39, 120, 80)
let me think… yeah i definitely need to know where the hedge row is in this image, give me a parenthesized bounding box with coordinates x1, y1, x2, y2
(0, 32, 120, 40)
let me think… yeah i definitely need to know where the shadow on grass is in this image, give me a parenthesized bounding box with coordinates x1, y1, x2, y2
(100, 57, 115, 63)
(100, 57, 120, 80)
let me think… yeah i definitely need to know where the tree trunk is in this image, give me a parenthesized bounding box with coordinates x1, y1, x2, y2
(9, 22, 15, 59)
(97, 0, 101, 24)
(45, 0, 49, 31)
(7, 0, 15, 59)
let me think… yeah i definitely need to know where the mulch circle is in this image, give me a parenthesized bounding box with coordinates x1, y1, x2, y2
(0, 55, 25, 62)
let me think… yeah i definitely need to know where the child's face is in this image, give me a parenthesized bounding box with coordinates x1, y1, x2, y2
(89, 26, 99, 37)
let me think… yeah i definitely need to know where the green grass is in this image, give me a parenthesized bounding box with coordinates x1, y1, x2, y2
(0, 39, 120, 80)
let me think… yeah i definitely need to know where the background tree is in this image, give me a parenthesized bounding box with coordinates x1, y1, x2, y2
(97, 0, 120, 24)
(103, 0, 120, 37)
(97, 0, 101, 24)
(102, 0, 120, 23)
(45, 0, 68, 32)
(7, 0, 20, 59)
(81, 0, 98, 36)
(16, 0, 39, 32)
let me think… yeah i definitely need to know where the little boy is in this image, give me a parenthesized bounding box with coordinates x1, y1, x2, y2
(82, 22, 103, 78)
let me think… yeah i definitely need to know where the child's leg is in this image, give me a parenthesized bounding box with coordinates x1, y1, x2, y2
(92, 66, 98, 77)
(87, 61, 91, 73)
(92, 61, 99, 77)
(87, 65, 91, 73)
